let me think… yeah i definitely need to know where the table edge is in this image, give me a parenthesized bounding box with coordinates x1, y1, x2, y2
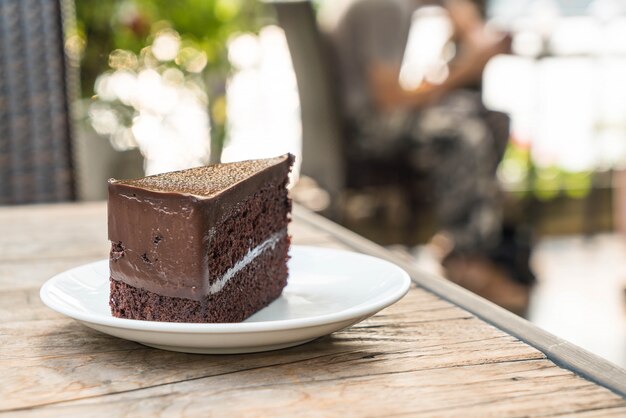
(293, 205, 626, 399)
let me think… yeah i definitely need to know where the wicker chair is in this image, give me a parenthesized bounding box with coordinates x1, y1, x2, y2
(0, 0, 76, 205)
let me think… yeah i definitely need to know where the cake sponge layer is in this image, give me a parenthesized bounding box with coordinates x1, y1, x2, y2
(110, 234, 290, 323)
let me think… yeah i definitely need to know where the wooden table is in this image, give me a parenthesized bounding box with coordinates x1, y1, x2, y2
(2, 202, 626, 417)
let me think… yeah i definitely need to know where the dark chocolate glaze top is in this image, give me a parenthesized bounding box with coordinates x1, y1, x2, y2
(111, 154, 292, 198)
(107, 153, 294, 300)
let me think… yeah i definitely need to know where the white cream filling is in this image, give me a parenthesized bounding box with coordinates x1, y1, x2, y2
(208, 229, 287, 295)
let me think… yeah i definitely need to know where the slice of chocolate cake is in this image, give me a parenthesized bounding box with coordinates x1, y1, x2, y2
(108, 154, 294, 323)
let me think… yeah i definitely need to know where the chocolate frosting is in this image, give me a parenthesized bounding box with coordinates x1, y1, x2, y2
(108, 154, 294, 301)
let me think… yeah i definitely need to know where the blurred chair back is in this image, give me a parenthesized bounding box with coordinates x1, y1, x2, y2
(0, 0, 75, 205)
(270, 0, 346, 206)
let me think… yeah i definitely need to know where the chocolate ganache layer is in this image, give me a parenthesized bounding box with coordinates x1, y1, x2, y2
(108, 154, 294, 302)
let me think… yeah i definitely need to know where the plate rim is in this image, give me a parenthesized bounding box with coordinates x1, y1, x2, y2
(40, 245, 411, 334)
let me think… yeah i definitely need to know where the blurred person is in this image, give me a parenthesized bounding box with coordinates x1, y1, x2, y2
(325, 0, 535, 313)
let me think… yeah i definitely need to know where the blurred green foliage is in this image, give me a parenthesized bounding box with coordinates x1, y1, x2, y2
(499, 142, 594, 200)
(75, 0, 271, 98)
(74, 0, 272, 161)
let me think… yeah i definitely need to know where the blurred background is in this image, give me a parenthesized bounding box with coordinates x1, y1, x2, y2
(1, 0, 626, 367)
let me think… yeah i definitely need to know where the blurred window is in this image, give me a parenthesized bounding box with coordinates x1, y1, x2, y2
(483, 0, 626, 197)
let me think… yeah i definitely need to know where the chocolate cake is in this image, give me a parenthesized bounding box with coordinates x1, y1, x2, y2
(108, 154, 294, 323)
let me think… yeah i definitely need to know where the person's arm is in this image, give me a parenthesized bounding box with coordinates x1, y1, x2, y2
(438, 0, 511, 92)
(368, 64, 437, 112)
(367, 0, 509, 112)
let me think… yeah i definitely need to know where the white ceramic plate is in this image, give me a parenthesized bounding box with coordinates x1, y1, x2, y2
(40, 245, 411, 354)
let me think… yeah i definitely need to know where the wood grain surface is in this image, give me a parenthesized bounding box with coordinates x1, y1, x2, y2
(1, 202, 624, 416)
